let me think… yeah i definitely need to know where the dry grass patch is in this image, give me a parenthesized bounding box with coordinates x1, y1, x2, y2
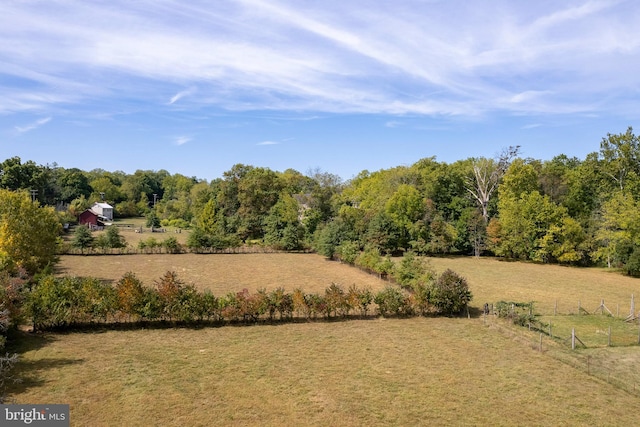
(426, 256, 640, 314)
(9, 318, 640, 426)
(56, 253, 390, 295)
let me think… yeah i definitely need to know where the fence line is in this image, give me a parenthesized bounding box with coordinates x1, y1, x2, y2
(483, 311, 640, 397)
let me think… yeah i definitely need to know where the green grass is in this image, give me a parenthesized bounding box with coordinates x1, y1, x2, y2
(9, 254, 640, 426)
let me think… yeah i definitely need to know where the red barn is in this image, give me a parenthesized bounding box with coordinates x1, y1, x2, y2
(78, 209, 102, 228)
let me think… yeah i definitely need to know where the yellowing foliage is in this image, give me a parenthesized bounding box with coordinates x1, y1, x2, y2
(0, 189, 61, 274)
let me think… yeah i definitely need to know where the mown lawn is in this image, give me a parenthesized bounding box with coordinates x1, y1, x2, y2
(8, 254, 640, 426)
(8, 318, 640, 426)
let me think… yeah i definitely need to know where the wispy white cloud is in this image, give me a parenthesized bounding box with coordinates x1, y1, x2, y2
(14, 117, 52, 134)
(0, 0, 638, 118)
(169, 88, 196, 105)
(175, 136, 191, 145)
(522, 123, 542, 130)
(257, 141, 280, 146)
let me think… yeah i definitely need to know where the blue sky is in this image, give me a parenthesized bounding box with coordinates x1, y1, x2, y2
(1, 0, 639, 181)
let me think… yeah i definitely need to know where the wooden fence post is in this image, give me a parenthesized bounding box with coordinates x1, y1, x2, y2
(608, 326, 612, 347)
(539, 333, 543, 352)
(572, 328, 576, 350)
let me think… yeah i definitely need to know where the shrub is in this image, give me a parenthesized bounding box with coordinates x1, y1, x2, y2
(140, 288, 162, 322)
(0, 270, 25, 403)
(139, 237, 160, 254)
(429, 269, 472, 315)
(325, 283, 347, 318)
(155, 271, 184, 321)
(162, 236, 182, 254)
(336, 241, 360, 264)
(200, 290, 219, 321)
(409, 282, 431, 316)
(0, 310, 18, 403)
(105, 226, 126, 249)
(292, 288, 309, 318)
(72, 226, 94, 254)
(624, 247, 640, 277)
(77, 277, 117, 323)
(347, 284, 373, 316)
(146, 210, 161, 228)
(268, 287, 293, 320)
(175, 284, 201, 323)
(26, 276, 77, 330)
(161, 218, 190, 229)
(115, 272, 146, 321)
(355, 247, 382, 273)
(374, 286, 409, 317)
(494, 301, 536, 326)
(393, 252, 435, 290)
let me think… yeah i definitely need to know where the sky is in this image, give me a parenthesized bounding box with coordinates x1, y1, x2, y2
(1, 0, 639, 182)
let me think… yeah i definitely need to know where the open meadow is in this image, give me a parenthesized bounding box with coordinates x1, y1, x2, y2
(7, 254, 640, 425)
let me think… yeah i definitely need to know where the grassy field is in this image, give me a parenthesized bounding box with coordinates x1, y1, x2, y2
(8, 254, 640, 425)
(9, 318, 640, 426)
(56, 253, 640, 313)
(55, 253, 390, 295)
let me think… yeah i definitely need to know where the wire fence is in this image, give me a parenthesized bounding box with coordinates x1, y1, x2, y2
(482, 298, 640, 397)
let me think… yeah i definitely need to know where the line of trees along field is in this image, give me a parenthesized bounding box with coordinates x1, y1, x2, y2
(2, 127, 640, 273)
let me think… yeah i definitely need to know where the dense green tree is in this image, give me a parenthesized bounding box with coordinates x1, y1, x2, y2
(0, 190, 61, 274)
(145, 210, 161, 228)
(592, 192, 640, 269)
(499, 158, 540, 200)
(89, 174, 124, 204)
(364, 211, 402, 254)
(120, 170, 166, 206)
(237, 167, 284, 240)
(56, 168, 92, 203)
(263, 194, 305, 250)
(72, 225, 94, 254)
(429, 269, 472, 315)
(385, 183, 424, 245)
(598, 126, 640, 193)
(314, 218, 355, 259)
(538, 155, 579, 205)
(493, 191, 571, 261)
(303, 169, 343, 234)
(95, 226, 126, 252)
(562, 153, 602, 222)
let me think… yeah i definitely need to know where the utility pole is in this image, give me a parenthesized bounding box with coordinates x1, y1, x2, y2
(153, 193, 158, 207)
(30, 189, 38, 202)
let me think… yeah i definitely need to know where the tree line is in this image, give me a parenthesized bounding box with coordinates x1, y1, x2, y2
(2, 127, 640, 274)
(22, 265, 471, 332)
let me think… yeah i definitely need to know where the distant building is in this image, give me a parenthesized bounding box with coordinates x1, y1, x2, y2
(77, 202, 114, 228)
(78, 210, 101, 228)
(90, 202, 114, 222)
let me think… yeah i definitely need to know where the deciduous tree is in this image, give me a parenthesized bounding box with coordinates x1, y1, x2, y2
(0, 189, 61, 274)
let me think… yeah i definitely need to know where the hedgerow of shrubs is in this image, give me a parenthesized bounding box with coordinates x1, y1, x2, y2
(23, 268, 472, 331)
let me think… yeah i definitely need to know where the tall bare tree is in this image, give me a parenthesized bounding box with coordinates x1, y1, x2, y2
(465, 146, 520, 223)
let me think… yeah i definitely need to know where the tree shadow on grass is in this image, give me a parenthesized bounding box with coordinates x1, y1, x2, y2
(4, 330, 85, 399)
